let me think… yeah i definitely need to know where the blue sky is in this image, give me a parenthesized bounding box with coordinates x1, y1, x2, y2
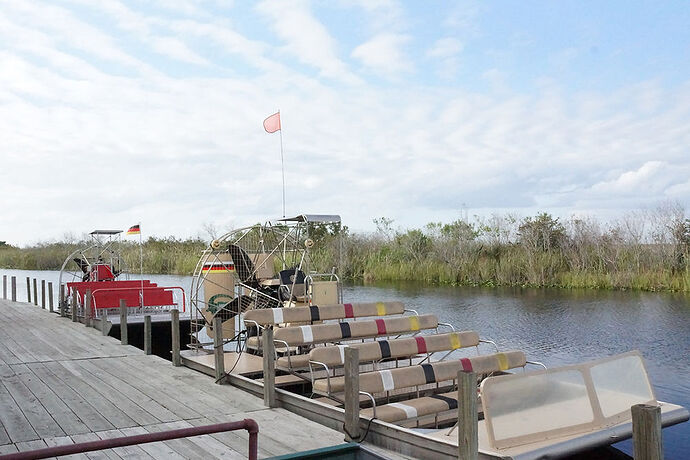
(1, 0, 689, 245)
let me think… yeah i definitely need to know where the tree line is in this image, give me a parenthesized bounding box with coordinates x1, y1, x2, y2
(2, 203, 689, 292)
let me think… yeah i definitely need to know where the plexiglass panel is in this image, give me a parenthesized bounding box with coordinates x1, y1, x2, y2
(484, 370, 593, 445)
(590, 354, 654, 418)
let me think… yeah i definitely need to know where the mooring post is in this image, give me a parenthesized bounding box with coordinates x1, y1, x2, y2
(84, 289, 92, 327)
(2, 275, 6, 300)
(213, 316, 225, 383)
(262, 326, 276, 407)
(632, 403, 662, 460)
(33, 278, 38, 306)
(41, 279, 46, 309)
(344, 346, 361, 442)
(458, 371, 478, 460)
(59, 284, 65, 316)
(71, 292, 77, 322)
(171, 309, 181, 366)
(26, 277, 31, 303)
(119, 299, 128, 345)
(143, 315, 152, 355)
(11, 276, 17, 302)
(48, 282, 54, 313)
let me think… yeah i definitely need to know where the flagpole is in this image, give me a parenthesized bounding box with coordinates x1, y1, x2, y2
(278, 110, 286, 218)
(139, 223, 143, 310)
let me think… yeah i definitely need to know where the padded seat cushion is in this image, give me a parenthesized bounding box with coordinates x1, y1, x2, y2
(273, 314, 438, 346)
(360, 390, 460, 423)
(276, 354, 310, 369)
(309, 331, 480, 367)
(312, 350, 526, 394)
(243, 301, 406, 326)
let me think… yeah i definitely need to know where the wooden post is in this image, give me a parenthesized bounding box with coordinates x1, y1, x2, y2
(71, 292, 78, 322)
(41, 280, 46, 309)
(32, 278, 38, 306)
(59, 284, 66, 316)
(11, 276, 16, 302)
(119, 299, 128, 345)
(143, 315, 152, 355)
(171, 309, 181, 366)
(262, 327, 276, 407)
(2, 275, 6, 300)
(344, 347, 361, 442)
(632, 404, 662, 460)
(213, 317, 225, 383)
(458, 371, 478, 460)
(26, 277, 31, 303)
(84, 289, 92, 327)
(48, 282, 54, 313)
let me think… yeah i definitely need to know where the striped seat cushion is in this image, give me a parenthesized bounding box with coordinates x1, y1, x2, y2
(360, 390, 460, 423)
(243, 301, 405, 326)
(308, 331, 480, 367)
(312, 350, 526, 394)
(273, 314, 438, 347)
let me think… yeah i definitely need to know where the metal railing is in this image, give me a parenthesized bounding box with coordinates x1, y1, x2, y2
(0, 419, 258, 460)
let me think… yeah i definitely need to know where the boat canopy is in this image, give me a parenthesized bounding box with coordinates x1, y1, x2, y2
(276, 214, 341, 224)
(90, 230, 123, 235)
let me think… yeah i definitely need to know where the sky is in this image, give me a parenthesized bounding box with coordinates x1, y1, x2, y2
(1, 0, 689, 246)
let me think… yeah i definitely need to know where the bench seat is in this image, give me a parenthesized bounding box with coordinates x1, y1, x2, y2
(360, 390, 460, 423)
(243, 301, 405, 326)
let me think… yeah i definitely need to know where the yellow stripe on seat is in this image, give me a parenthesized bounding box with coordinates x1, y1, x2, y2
(449, 333, 461, 350)
(376, 302, 386, 316)
(497, 353, 509, 371)
(409, 316, 420, 331)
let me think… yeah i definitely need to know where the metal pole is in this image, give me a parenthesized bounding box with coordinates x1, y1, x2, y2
(171, 309, 181, 366)
(262, 327, 276, 407)
(344, 347, 361, 442)
(119, 299, 128, 345)
(143, 315, 152, 355)
(458, 371, 478, 460)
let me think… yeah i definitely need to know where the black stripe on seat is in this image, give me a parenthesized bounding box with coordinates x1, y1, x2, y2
(339, 322, 351, 339)
(429, 394, 458, 410)
(309, 306, 320, 322)
(378, 340, 391, 359)
(421, 364, 436, 384)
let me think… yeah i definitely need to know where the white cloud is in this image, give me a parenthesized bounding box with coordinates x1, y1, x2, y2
(151, 36, 208, 65)
(351, 33, 412, 77)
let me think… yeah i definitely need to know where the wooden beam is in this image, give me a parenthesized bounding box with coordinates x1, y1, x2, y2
(71, 292, 77, 323)
(262, 327, 276, 408)
(458, 370, 477, 460)
(84, 289, 92, 327)
(48, 282, 54, 313)
(632, 403, 662, 460)
(41, 280, 46, 309)
(213, 316, 225, 383)
(11, 276, 16, 302)
(2, 275, 6, 300)
(33, 278, 38, 306)
(26, 277, 31, 303)
(171, 309, 181, 366)
(344, 346, 361, 442)
(59, 284, 65, 316)
(119, 299, 128, 345)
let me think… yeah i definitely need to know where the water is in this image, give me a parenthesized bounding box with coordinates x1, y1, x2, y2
(2, 269, 688, 457)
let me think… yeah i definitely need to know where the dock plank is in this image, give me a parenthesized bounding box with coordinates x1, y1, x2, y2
(0, 379, 39, 443)
(2, 370, 66, 438)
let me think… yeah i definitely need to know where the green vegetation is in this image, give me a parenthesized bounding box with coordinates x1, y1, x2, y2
(2, 204, 690, 293)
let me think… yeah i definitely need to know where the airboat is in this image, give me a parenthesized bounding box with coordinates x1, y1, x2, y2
(58, 229, 186, 329)
(181, 215, 688, 459)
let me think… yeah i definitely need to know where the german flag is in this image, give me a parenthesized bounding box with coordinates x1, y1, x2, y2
(126, 224, 141, 235)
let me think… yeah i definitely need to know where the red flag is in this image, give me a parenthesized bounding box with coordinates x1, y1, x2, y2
(263, 111, 281, 133)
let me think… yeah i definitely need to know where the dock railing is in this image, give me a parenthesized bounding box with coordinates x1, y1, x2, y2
(0, 419, 259, 460)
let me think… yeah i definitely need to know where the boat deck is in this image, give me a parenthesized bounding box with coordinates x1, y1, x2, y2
(0, 299, 407, 459)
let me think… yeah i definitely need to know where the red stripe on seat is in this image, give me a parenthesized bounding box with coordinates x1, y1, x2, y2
(344, 303, 354, 318)
(460, 358, 473, 372)
(375, 319, 387, 335)
(415, 336, 427, 353)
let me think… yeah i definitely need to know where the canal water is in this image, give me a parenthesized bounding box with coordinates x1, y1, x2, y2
(2, 269, 688, 458)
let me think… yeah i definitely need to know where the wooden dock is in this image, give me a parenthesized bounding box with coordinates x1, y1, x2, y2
(0, 298, 352, 459)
